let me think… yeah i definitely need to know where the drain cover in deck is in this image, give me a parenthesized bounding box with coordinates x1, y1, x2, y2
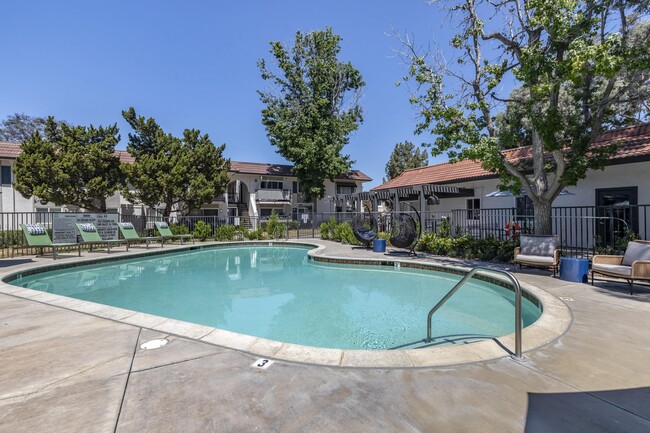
(140, 339, 169, 350)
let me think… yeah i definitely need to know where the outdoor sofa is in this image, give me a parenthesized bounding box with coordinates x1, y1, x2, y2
(513, 234, 560, 276)
(591, 240, 650, 294)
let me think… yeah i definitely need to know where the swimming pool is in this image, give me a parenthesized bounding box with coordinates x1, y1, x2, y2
(11, 245, 542, 350)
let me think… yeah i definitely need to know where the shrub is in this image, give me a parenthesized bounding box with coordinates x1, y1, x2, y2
(266, 212, 285, 239)
(214, 224, 237, 241)
(319, 217, 338, 240)
(0, 230, 26, 248)
(193, 220, 212, 241)
(376, 231, 391, 246)
(319, 222, 330, 239)
(170, 223, 189, 235)
(242, 227, 266, 240)
(417, 234, 518, 263)
(332, 221, 359, 245)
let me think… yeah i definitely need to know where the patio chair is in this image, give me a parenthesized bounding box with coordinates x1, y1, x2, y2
(591, 240, 650, 294)
(389, 213, 419, 256)
(155, 222, 194, 245)
(13, 223, 81, 259)
(352, 213, 378, 248)
(75, 223, 128, 253)
(514, 234, 560, 277)
(118, 222, 163, 249)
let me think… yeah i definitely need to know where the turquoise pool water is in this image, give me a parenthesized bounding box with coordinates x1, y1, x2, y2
(13, 245, 541, 350)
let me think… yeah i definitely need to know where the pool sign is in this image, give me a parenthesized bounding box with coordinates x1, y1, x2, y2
(53, 213, 119, 243)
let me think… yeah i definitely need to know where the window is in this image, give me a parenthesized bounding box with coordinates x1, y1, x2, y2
(260, 208, 284, 217)
(260, 178, 284, 190)
(466, 198, 481, 220)
(1, 166, 11, 185)
(292, 207, 309, 220)
(292, 181, 301, 193)
(515, 196, 534, 218)
(336, 184, 355, 195)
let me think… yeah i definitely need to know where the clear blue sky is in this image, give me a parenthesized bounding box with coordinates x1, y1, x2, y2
(1, 0, 455, 189)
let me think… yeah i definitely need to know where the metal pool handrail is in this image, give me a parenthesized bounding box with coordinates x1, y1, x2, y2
(426, 266, 523, 359)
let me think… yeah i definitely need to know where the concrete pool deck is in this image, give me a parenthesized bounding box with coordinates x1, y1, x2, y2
(1, 240, 649, 432)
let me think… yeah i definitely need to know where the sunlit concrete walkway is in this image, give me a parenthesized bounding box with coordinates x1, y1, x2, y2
(1, 240, 649, 432)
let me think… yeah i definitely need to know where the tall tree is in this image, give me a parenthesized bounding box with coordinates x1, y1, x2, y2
(14, 117, 122, 211)
(399, 0, 650, 234)
(122, 107, 230, 217)
(0, 113, 47, 143)
(258, 27, 365, 206)
(385, 141, 429, 180)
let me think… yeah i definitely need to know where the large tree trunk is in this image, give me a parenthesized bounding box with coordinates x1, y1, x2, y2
(163, 201, 173, 217)
(533, 199, 553, 235)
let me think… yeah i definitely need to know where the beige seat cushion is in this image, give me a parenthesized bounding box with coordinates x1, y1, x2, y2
(592, 263, 632, 277)
(514, 254, 555, 264)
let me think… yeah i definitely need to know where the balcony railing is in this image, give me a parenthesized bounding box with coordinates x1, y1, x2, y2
(215, 193, 245, 203)
(256, 189, 292, 203)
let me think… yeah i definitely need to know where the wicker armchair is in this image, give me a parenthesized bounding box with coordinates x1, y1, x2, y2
(591, 240, 650, 294)
(514, 235, 561, 276)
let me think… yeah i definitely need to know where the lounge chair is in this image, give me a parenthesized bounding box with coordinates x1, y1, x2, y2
(514, 234, 560, 276)
(118, 222, 163, 248)
(13, 223, 80, 259)
(75, 223, 128, 253)
(591, 240, 650, 294)
(155, 222, 194, 245)
(352, 213, 378, 248)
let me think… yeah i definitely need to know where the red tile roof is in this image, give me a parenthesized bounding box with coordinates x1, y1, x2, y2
(373, 123, 650, 190)
(0, 142, 372, 182)
(114, 150, 135, 164)
(0, 142, 22, 159)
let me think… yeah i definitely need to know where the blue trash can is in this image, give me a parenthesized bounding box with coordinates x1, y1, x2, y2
(559, 257, 589, 283)
(373, 239, 386, 253)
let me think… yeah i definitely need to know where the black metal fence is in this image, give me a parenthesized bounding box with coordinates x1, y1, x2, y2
(2, 205, 648, 259)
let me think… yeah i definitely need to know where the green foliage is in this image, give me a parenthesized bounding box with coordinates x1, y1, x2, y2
(258, 27, 365, 200)
(242, 226, 266, 240)
(122, 107, 231, 216)
(417, 234, 518, 262)
(402, 1, 650, 234)
(332, 221, 358, 245)
(0, 230, 27, 248)
(593, 228, 639, 255)
(265, 212, 284, 238)
(436, 218, 452, 238)
(213, 224, 237, 241)
(376, 231, 391, 246)
(319, 217, 339, 240)
(193, 221, 212, 241)
(14, 117, 122, 212)
(318, 217, 358, 245)
(385, 141, 428, 180)
(0, 113, 48, 143)
(170, 223, 189, 235)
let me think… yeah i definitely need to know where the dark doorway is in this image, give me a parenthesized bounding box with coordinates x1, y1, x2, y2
(595, 187, 638, 246)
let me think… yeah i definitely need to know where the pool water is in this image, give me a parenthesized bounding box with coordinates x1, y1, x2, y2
(14, 246, 541, 350)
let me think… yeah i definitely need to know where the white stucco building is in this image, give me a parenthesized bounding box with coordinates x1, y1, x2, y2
(369, 123, 650, 247)
(0, 141, 372, 221)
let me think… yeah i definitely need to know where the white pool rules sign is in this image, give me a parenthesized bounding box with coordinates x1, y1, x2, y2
(52, 213, 119, 243)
